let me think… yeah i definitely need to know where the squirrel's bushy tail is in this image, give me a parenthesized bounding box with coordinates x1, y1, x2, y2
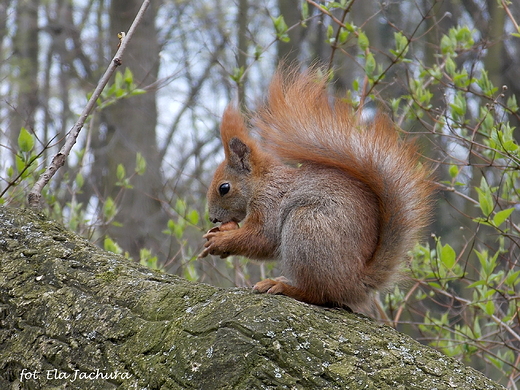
(254, 66, 434, 291)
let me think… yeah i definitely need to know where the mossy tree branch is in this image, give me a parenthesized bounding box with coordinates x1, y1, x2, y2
(0, 207, 504, 389)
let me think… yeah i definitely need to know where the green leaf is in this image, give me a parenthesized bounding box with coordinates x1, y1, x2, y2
(440, 35, 454, 54)
(14, 154, 35, 178)
(352, 79, 359, 92)
(448, 165, 459, 178)
(254, 45, 263, 60)
(175, 199, 186, 216)
(477, 192, 493, 216)
(364, 51, 376, 76)
(482, 300, 495, 316)
(103, 197, 117, 220)
(140, 248, 159, 270)
(345, 22, 356, 33)
(472, 317, 481, 339)
(15, 154, 25, 174)
(502, 140, 518, 153)
(357, 31, 369, 51)
(75, 173, 84, 190)
(506, 95, 518, 112)
(116, 164, 126, 182)
(338, 28, 349, 44)
(455, 26, 474, 48)
(326, 24, 334, 42)
(136, 152, 147, 175)
(476, 70, 498, 96)
(123, 67, 134, 84)
(271, 15, 290, 42)
(466, 280, 487, 289)
(492, 208, 514, 228)
(475, 249, 498, 278)
(104, 236, 122, 254)
(115, 71, 123, 89)
(393, 31, 408, 58)
(18, 127, 35, 153)
(480, 108, 494, 133)
(440, 243, 456, 269)
(183, 259, 199, 281)
(505, 269, 520, 287)
(445, 57, 456, 76)
(301, 1, 309, 20)
(450, 92, 466, 117)
(105, 83, 117, 99)
(487, 355, 504, 370)
(187, 209, 199, 225)
(453, 69, 470, 88)
(173, 220, 185, 239)
(168, 219, 175, 232)
(230, 66, 244, 83)
(163, 220, 174, 236)
(390, 98, 401, 114)
(128, 89, 147, 97)
(427, 281, 443, 289)
(475, 177, 493, 217)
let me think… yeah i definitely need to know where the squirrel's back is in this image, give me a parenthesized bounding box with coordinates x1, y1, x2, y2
(253, 67, 434, 304)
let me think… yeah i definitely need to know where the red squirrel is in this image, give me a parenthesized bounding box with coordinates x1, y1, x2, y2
(199, 66, 433, 313)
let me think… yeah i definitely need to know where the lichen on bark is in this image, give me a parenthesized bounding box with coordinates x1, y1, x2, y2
(0, 207, 505, 389)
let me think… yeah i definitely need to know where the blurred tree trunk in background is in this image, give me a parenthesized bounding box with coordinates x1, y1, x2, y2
(481, 0, 520, 132)
(9, 0, 39, 157)
(236, 0, 248, 106)
(0, 2, 8, 54)
(93, 0, 168, 260)
(277, 0, 304, 64)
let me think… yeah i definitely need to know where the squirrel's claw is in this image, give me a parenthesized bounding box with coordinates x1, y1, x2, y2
(197, 247, 210, 259)
(199, 228, 231, 259)
(200, 222, 239, 258)
(202, 226, 220, 239)
(197, 238, 218, 258)
(198, 227, 221, 258)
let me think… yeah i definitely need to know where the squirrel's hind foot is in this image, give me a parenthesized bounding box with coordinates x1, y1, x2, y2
(253, 277, 289, 295)
(253, 277, 317, 305)
(253, 277, 355, 312)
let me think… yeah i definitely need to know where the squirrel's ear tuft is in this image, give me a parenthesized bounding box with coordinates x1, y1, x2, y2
(220, 105, 255, 173)
(220, 106, 250, 157)
(228, 137, 252, 172)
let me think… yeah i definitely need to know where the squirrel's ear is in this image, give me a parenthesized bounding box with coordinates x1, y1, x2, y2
(228, 137, 252, 172)
(220, 105, 254, 173)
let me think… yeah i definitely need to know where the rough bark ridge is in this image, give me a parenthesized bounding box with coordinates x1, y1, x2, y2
(0, 207, 504, 389)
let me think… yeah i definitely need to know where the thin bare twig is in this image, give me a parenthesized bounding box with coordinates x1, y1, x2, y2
(502, 0, 519, 33)
(27, 0, 151, 208)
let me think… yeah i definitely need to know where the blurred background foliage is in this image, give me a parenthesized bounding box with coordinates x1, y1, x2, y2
(1, 0, 519, 387)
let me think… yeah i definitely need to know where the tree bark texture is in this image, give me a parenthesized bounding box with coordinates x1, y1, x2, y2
(0, 207, 505, 389)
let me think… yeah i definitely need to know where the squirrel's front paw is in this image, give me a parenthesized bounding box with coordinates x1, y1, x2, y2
(199, 231, 230, 258)
(198, 222, 239, 258)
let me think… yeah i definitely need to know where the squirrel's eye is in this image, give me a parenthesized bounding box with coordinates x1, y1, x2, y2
(218, 183, 231, 196)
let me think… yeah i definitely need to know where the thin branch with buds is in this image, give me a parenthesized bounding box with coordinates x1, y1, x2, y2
(27, 0, 151, 208)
